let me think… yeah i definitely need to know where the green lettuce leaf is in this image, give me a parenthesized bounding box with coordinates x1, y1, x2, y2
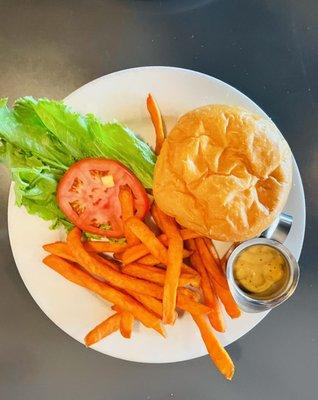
(14, 97, 156, 188)
(0, 140, 71, 229)
(0, 100, 74, 169)
(0, 97, 156, 231)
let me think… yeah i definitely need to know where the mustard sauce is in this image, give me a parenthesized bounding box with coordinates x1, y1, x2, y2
(233, 245, 287, 296)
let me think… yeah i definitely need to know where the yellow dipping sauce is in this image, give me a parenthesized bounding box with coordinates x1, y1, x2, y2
(233, 245, 287, 296)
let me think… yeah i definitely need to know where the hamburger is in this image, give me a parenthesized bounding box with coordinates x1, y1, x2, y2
(153, 105, 292, 242)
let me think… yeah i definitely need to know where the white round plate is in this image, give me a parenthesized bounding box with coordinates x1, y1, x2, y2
(8, 67, 305, 363)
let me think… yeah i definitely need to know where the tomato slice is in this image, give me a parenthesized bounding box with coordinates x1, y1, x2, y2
(57, 158, 149, 237)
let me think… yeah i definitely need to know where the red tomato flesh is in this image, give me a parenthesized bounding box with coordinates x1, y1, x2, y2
(57, 158, 149, 237)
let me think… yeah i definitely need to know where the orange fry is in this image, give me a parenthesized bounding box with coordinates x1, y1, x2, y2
(121, 237, 192, 266)
(192, 314, 235, 380)
(152, 204, 179, 239)
(122, 243, 150, 265)
(43, 242, 77, 262)
(151, 203, 164, 232)
(134, 252, 198, 278)
(129, 291, 163, 318)
(180, 287, 200, 302)
(125, 217, 168, 263)
(93, 254, 120, 271)
(120, 311, 134, 338)
(158, 235, 169, 247)
(213, 278, 241, 319)
(85, 312, 122, 346)
(113, 295, 163, 320)
(147, 93, 165, 154)
(160, 230, 202, 242)
(195, 239, 240, 318)
(163, 235, 183, 324)
(67, 227, 207, 315)
(43, 241, 126, 259)
(43, 255, 163, 334)
(136, 246, 191, 261)
(84, 241, 127, 253)
(111, 305, 121, 312)
(180, 263, 198, 276)
(176, 296, 208, 315)
(68, 228, 163, 296)
(137, 254, 161, 265)
(195, 238, 228, 289)
(203, 237, 221, 266)
(188, 240, 225, 333)
(119, 185, 140, 246)
(158, 236, 192, 259)
(122, 263, 199, 288)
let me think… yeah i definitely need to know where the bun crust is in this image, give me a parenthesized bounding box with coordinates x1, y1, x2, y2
(153, 105, 292, 242)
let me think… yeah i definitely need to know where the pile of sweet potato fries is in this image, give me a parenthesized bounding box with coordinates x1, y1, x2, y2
(42, 94, 241, 380)
(43, 193, 240, 380)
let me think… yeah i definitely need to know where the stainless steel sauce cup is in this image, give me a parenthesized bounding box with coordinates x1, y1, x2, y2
(226, 213, 300, 312)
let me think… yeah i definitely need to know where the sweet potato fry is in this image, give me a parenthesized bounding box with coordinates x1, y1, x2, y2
(113, 296, 162, 326)
(122, 263, 166, 285)
(188, 240, 225, 333)
(121, 238, 192, 266)
(43, 242, 77, 262)
(160, 230, 202, 242)
(203, 237, 221, 267)
(84, 241, 127, 253)
(85, 312, 122, 346)
(122, 263, 199, 288)
(195, 238, 228, 289)
(137, 254, 160, 265)
(151, 203, 164, 232)
(138, 247, 191, 261)
(163, 235, 183, 324)
(180, 263, 199, 276)
(119, 185, 140, 246)
(147, 93, 165, 154)
(158, 235, 169, 247)
(93, 254, 120, 271)
(122, 243, 150, 265)
(179, 287, 200, 302)
(67, 227, 207, 315)
(212, 278, 241, 319)
(192, 314, 235, 380)
(43, 241, 126, 259)
(148, 207, 184, 323)
(68, 227, 162, 295)
(43, 255, 163, 334)
(128, 291, 163, 318)
(132, 252, 198, 279)
(125, 217, 168, 263)
(176, 294, 209, 315)
(152, 205, 179, 239)
(158, 236, 192, 258)
(200, 241, 241, 319)
(119, 311, 134, 338)
(195, 239, 240, 318)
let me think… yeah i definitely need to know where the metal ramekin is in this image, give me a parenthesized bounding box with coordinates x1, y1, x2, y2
(226, 213, 300, 313)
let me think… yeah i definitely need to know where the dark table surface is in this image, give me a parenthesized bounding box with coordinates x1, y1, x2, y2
(1, 1, 317, 399)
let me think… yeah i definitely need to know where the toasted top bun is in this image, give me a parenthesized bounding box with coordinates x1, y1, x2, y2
(153, 105, 292, 242)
